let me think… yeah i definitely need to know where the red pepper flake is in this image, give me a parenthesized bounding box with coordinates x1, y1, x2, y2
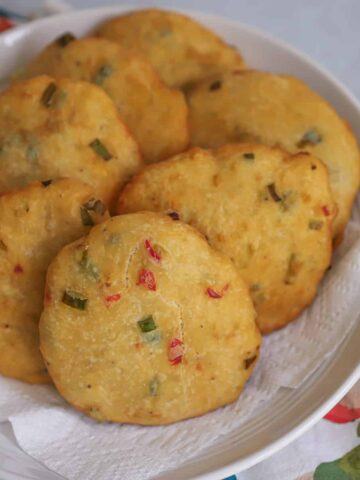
(322, 205, 331, 216)
(144, 239, 161, 263)
(137, 268, 156, 291)
(105, 293, 121, 306)
(206, 283, 229, 299)
(14, 264, 23, 274)
(168, 338, 184, 366)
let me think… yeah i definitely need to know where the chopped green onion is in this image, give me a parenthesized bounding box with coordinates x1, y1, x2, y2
(249, 283, 261, 292)
(79, 250, 99, 280)
(142, 330, 162, 344)
(137, 315, 156, 333)
(149, 376, 160, 396)
(267, 183, 282, 202)
(62, 290, 87, 310)
(89, 139, 112, 161)
(107, 233, 121, 245)
(249, 283, 265, 305)
(83, 198, 106, 215)
(309, 219, 323, 230)
(297, 129, 322, 148)
(80, 206, 94, 226)
(0, 239, 7, 251)
(244, 355, 257, 369)
(56, 32, 76, 47)
(243, 152, 255, 160)
(209, 80, 222, 91)
(167, 211, 180, 221)
(284, 253, 300, 285)
(93, 65, 113, 86)
(26, 145, 38, 162)
(41, 82, 57, 108)
(280, 190, 296, 211)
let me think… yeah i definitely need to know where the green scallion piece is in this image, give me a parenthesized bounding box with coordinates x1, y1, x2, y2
(89, 139, 112, 161)
(284, 253, 299, 285)
(297, 129, 322, 148)
(93, 65, 113, 86)
(107, 233, 121, 245)
(280, 190, 296, 212)
(244, 355, 257, 369)
(149, 376, 160, 396)
(57, 32, 76, 47)
(249, 283, 261, 292)
(137, 315, 156, 333)
(26, 145, 38, 162)
(62, 290, 87, 310)
(83, 198, 106, 215)
(243, 152, 255, 161)
(309, 219, 323, 230)
(267, 183, 282, 202)
(143, 329, 162, 344)
(80, 206, 94, 226)
(209, 80, 221, 91)
(79, 250, 99, 280)
(41, 82, 57, 108)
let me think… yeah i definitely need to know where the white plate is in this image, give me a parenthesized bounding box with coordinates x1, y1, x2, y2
(0, 6, 359, 480)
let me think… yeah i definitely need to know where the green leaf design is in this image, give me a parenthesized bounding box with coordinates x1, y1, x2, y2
(339, 446, 360, 478)
(314, 446, 360, 480)
(314, 461, 350, 480)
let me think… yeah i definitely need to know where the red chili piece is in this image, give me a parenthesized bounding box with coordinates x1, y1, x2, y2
(14, 264, 23, 274)
(168, 338, 184, 366)
(105, 293, 121, 306)
(207, 288, 222, 298)
(322, 205, 331, 216)
(206, 283, 229, 299)
(137, 268, 156, 291)
(144, 239, 161, 263)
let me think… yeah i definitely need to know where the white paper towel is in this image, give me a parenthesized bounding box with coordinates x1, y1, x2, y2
(1, 199, 360, 480)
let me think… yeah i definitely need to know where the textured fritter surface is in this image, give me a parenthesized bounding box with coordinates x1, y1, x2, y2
(40, 212, 260, 424)
(118, 145, 335, 333)
(187, 70, 360, 244)
(0, 179, 109, 384)
(95, 9, 245, 88)
(22, 37, 189, 164)
(0, 75, 141, 210)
